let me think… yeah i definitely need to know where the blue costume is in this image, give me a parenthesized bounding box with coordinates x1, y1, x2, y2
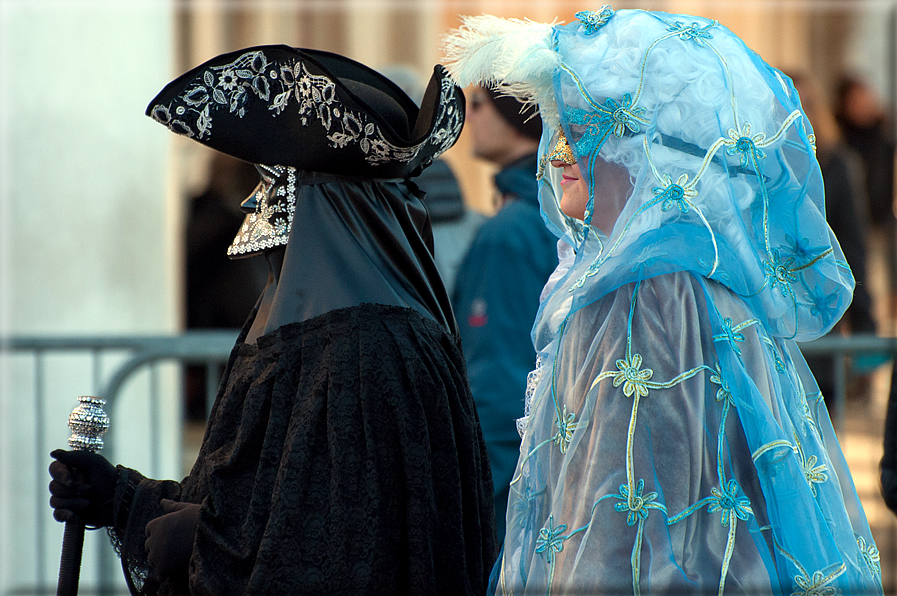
(446, 7, 883, 595)
(453, 154, 558, 540)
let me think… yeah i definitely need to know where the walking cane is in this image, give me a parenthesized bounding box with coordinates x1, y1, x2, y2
(56, 396, 110, 596)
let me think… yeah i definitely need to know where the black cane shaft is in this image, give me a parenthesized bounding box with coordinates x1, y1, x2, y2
(57, 517, 86, 596)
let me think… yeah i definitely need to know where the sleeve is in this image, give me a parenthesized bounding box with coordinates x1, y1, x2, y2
(107, 467, 184, 595)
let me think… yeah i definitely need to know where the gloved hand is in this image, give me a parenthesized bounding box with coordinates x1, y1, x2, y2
(48, 449, 118, 527)
(145, 499, 201, 578)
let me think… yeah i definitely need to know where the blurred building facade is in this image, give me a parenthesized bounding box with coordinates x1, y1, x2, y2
(1, 1, 895, 594)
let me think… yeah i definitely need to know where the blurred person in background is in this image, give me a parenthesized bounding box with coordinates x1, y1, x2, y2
(49, 46, 497, 595)
(184, 153, 268, 420)
(836, 75, 897, 324)
(789, 71, 881, 400)
(452, 86, 558, 541)
(380, 64, 486, 295)
(882, 359, 897, 515)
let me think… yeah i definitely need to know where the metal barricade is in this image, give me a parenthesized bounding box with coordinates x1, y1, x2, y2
(2, 331, 237, 596)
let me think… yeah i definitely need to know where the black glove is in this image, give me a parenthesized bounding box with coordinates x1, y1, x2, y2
(48, 449, 118, 528)
(145, 499, 201, 578)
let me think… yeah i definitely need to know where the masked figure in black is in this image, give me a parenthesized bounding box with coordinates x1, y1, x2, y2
(48, 46, 497, 595)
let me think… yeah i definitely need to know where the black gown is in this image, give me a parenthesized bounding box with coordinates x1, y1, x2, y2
(111, 303, 496, 595)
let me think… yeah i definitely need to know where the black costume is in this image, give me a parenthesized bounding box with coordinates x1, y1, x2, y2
(54, 45, 497, 595)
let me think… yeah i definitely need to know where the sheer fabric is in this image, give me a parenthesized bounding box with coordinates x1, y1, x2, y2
(445, 7, 883, 595)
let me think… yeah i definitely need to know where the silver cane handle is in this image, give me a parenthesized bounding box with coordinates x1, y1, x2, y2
(57, 395, 110, 596)
(67, 395, 109, 453)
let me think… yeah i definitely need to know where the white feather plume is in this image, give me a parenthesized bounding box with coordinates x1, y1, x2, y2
(442, 15, 561, 127)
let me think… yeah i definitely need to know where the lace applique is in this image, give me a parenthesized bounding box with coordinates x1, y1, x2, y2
(517, 354, 547, 438)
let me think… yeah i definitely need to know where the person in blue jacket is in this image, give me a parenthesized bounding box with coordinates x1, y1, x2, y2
(452, 86, 558, 541)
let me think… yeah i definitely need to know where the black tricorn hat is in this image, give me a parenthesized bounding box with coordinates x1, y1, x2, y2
(146, 45, 465, 179)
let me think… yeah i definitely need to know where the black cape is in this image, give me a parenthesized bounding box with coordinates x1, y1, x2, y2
(109, 175, 498, 594)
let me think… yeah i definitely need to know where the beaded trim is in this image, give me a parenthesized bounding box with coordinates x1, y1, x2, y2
(227, 165, 296, 257)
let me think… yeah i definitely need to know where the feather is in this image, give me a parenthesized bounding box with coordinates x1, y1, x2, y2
(442, 15, 561, 127)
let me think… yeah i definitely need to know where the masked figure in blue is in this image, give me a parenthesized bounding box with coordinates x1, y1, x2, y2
(445, 7, 883, 595)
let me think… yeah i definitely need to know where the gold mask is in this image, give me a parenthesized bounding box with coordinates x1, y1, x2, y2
(548, 130, 576, 165)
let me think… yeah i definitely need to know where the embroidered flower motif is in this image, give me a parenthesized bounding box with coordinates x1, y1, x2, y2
(808, 133, 817, 155)
(668, 20, 717, 46)
(723, 123, 768, 167)
(795, 434, 828, 496)
(801, 454, 829, 495)
(708, 480, 752, 525)
(613, 479, 661, 526)
(652, 173, 698, 212)
(613, 353, 653, 398)
(764, 249, 798, 298)
(575, 6, 614, 34)
(784, 233, 817, 261)
(805, 285, 838, 320)
(709, 364, 734, 406)
(217, 67, 241, 92)
(791, 569, 840, 596)
(535, 515, 568, 563)
(716, 317, 746, 356)
(630, 249, 668, 273)
(553, 405, 581, 454)
(511, 481, 546, 528)
(602, 93, 649, 138)
(856, 534, 881, 578)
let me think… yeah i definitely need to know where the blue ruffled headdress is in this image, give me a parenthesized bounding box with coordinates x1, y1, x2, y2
(445, 8, 853, 347)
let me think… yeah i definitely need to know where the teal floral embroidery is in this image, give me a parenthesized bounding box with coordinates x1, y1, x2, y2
(800, 453, 828, 496)
(856, 534, 881, 578)
(553, 405, 581, 454)
(708, 480, 752, 524)
(709, 364, 734, 406)
(511, 482, 546, 528)
(668, 20, 717, 46)
(613, 479, 661, 526)
(652, 173, 697, 212)
(602, 93, 648, 138)
(716, 317, 746, 356)
(613, 353, 653, 398)
(805, 286, 838, 319)
(724, 123, 768, 167)
(784, 233, 817, 262)
(575, 6, 614, 34)
(630, 249, 668, 273)
(791, 569, 840, 596)
(535, 515, 568, 563)
(764, 249, 798, 298)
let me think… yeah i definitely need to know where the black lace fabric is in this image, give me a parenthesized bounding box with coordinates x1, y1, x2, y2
(109, 303, 497, 595)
